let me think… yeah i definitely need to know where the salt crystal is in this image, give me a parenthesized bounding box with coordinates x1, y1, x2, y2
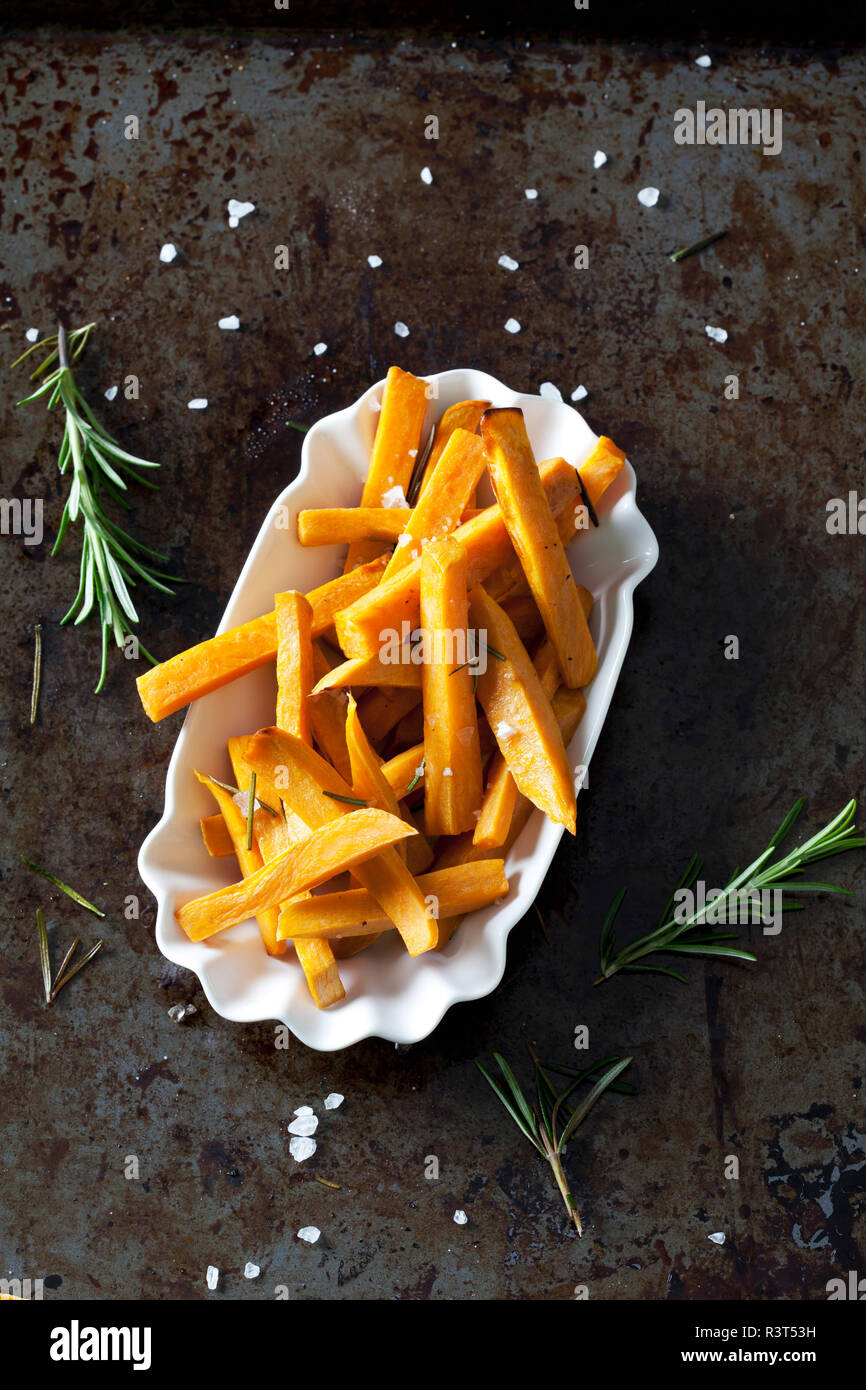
(539, 382, 563, 402)
(218, 314, 240, 330)
(708, 1232, 726, 1245)
(498, 254, 519, 271)
(313, 341, 328, 356)
(394, 321, 410, 338)
(593, 151, 607, 169)
(496, 720, 517, 739)
(504, 318, 521, 334)
(524, 188, 538, 199)
(294, 1105, 314, 1116)
(168, 1003, 197, 1022)
(227, 198, 255, 228)
(231, 791, 250, 817)
(420, 167, 433, 185)
(104, 385, 118, 402)
(695, 54, 712, 67)
(288, 1113, 319, 1137)
(381, 485, 408, 508)
(396, 533, 412, 548)
(413, 765, 424, 780)
(187, 398, 208, 410)
(206, 1266, 219, 1290)
(324, 1092, 344, 1110)
(443, 767, 453, 777)
(243, 1262, 260, 1279)
(25, 327, 39, 343)
(297, 1226, 321, 1244)
(571, 384, 588, 402)
(289, 1135, 317, 1162)
(453, 1210, 468, 1226)
(367, 254, 383, 267)
(637, 187, 660, 207)
(159, 243, 178, 263)
(705, 324, 728, 344)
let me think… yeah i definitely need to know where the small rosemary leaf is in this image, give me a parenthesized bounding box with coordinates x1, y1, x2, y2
(36, 908, 52, 1003)
(493, 1053, 537, 1132)
(769, 799, 804, 849)
(405, 758, 425, 795)
(623, 962, 688, 983)
(599, 886, 626, 957)
(30, 623, 42, 725)
(53, 938, 79, 990)
(557, 1057, 632, 1151)
(20, 857, 105, 918)
(208, 776, 279, 817)
(768, 880, 853, 894)
(285, 420, 310, 434)
(52, 939, 103, 999)
(104, 552, 140, 625)
(482, 642, 506, 662)
(323, 791, 367, 807)
(475, 1062, 541, 1148)
(246, 772, 256, 852)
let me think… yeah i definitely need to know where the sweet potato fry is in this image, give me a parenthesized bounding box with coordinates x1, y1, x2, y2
(480, 407, 595, 689)
(344, 366, 429, 570)
(382, 428, 488, 580)
(201, 813, 233, 857)
(278, 861, 508, 940)
(381, 743, 426, 800)
(308, 642, 351, 780)
(298, 508, 408, 546)
(275, 591, 314, 742)
(313, 654, 422, 693)
(357, 687, 422, 744)
(176, 808, 415, 942)
(193, 772, 284, 956)
(136, 555, 389, 723)
(420, 537, 483, 835)
(469, 585, 576, 833)
(243, 728, 438, 955)
(335, 456, 581, 660)
(345, 694, 406, 867)
(473, 589, 592, 849)
(418, 399, 489, 504)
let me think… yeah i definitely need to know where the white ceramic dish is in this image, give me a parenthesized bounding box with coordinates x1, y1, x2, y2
(138, 369, 658, 1049)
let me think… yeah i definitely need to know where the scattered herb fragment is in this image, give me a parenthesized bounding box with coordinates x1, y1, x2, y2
(405, 758, 425, 794)
(245, 771, 257, 851)
(30, 623, 42, 724)
(668, 230, 728, 263)
(323, 791, 368, 807)
(20, 856, 105, 918)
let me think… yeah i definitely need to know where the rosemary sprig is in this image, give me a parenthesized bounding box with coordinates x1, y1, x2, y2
(246, 771, 257, 851)
(323, 791, 367, 807)
(597, 798, 865, 984)
(476, 1049, 633, 1234)
(668, 229, 728, 262)
(20, 856, 105, 918)
(12, 323, 176, 693)
(30, 623, 42, 724)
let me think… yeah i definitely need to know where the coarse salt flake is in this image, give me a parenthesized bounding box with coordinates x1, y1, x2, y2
(593, 151, 607, 169)
(496, 720, 518, 740)
(25, 327, 39, 343)
(324, 1092, 344, 1110)
(443, 767, 453, 777)
(498, 254, 519, 271)
(708, 1232, 726, 1245)
(394, 321, 410, 338)
(298, 1226, 321, 1244)
(453, 1210, 468, 1225)
(243, 1262, 260, 1279)
(206, 1266, 219, 1290)
(289, 1135, 317, 1162)
(168, 1003, 196, 1022)
(396, 533, 412, 548)
(367, 254, 383, 267)
(288, 1113, 319, 1138)
(187, 398, 208, 410)
(695, 54, 712, 67)
(420, 166, 433, 184)
(705, 325, 728, 344)
(571, 384, 588, 401)
(218, 314, 240, 330)
(294, 1105, 314, 1116)
(525, 188, 538, 199)
(104, 385, 118, 402)
(539, 382, 563, 402)
(159, 243, 178, 263)
(504, 317, 521, 334)
(313, 341, 328, 356)
(381, 485, 408, 508)
(637, 187, 660, 207)
(227, 199, 255, 228)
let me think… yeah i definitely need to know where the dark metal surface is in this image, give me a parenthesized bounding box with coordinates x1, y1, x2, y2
(1, 27, 864, 1301)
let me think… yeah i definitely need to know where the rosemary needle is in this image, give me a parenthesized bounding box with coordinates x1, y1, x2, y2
(246, 771, 256, 852)
(30, 623, 42, 724)
(668, 230, 728, 263)
(36, 909, 52, 1004)
(208, 776, 279, 817)
(51, 940, 104, 1000)
(20, 856, 105, 918)
(323, 791, 368, 807)
(405, 758, 425, 795)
